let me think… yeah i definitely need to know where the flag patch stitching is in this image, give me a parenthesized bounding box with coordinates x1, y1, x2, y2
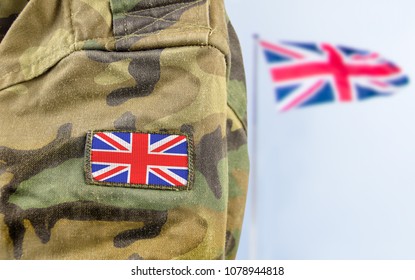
(84, 130, 194, 191)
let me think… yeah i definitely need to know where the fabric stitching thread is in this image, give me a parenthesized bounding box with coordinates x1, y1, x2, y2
(206, 0, 211, 45)
(118, 14, 208, 30)
(123, 0, 128, 36)
(1, 0, 212, 79)
(1, 27, 212, 79)
(114, 28, 210, 42)
(227, 104, 247, 133)
(69, 0, 76, 44)
(120, 0, 204, 36)
(0, 39, 214, 80)
(113, 0, 204, 15)
(1, 8, 216, 87)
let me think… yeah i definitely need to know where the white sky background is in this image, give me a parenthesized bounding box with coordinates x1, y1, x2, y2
(225, 0, 415, 259)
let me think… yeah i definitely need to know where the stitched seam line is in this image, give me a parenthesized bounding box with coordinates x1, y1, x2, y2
(206, 0, 211, 32)
(227, 103, 247, 133)
(204, 2, 247, 136)
(1, 0, 78, 79)
(114, 28, 210, 42)
(117, 0, 206, 37)
(1, 0, 211, 78)
(113, 0, 203, 15)
(123, 0, 128, 36)
(2, 23, 213, 77)
(69, 0, 75, 44)
(0, 37, 219, 81)
(119, 14, 209, 30)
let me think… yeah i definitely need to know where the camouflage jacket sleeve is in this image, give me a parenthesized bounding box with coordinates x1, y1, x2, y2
(0, 0, 248, 260)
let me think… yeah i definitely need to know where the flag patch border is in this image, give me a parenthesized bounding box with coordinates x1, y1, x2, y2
(84, 130, 195, 191)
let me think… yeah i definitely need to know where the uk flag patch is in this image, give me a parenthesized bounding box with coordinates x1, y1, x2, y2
(85, 131, 194, 190)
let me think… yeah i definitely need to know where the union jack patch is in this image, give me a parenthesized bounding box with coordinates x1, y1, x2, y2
(85, 131, 194, 190)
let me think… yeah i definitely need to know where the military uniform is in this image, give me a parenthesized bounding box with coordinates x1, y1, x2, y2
(0, 0, 248, 259)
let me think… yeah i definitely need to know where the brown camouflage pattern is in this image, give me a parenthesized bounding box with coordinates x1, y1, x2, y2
(0, 0, 248, 260)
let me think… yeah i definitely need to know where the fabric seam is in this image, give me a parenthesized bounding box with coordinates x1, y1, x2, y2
(0, 0, 217, 80)
(113, 0, 207, 37)
(113, 0, 204, 15)
(227, 104, 247, 133)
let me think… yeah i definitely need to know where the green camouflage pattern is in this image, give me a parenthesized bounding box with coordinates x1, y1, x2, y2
(0, 0, 29, 43)
(0, 0, 248, 260)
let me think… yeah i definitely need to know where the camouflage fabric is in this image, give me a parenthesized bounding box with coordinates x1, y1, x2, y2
(0, 0, 248, 260)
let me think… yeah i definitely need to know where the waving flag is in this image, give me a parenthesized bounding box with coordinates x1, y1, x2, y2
(86, 131, 191, 189)
(260, 40, 409, 112)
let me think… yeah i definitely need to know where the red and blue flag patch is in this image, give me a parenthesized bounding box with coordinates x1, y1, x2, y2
(85, 131, 193, 190)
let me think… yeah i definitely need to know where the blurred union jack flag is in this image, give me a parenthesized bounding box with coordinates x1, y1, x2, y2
(260, 40, 409, 112)
(88, 131, 190, 188)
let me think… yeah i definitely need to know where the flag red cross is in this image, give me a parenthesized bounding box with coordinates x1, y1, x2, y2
(270, 44, 400, 101)
(91, 133, 188, 185)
